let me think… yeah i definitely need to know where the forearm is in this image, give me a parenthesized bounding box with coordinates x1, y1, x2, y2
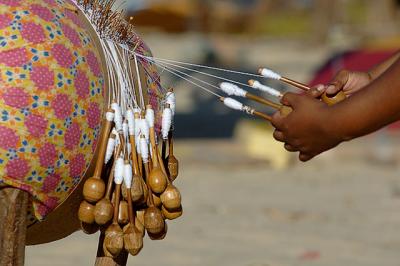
(329, 57, 400, 140)
(369, 51, 400, 80)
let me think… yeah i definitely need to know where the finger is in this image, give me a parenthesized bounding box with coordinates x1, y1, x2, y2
(306, 84, 325, 98)
(271, 111, 285, 130)
(326, 70, 349, 95)
(299, 153, 313, 162)
(280, 92, 302, 108)
(284, 143, 297, 152)
(273, 130, 285, 142)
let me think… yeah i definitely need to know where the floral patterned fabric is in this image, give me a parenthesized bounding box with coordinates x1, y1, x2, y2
(0, 0, 105, 220)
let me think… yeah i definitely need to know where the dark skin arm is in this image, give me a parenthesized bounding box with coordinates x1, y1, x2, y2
(272, 57, 400, 162)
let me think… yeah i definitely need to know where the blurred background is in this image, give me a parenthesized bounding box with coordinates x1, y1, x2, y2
(27, 1, 400, 265)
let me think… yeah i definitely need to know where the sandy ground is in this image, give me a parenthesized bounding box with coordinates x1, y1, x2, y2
(26, 137, 400, 266)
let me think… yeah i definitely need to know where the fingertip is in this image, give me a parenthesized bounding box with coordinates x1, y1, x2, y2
(299, 153, 311, 162)
(273, 130, 284, 142)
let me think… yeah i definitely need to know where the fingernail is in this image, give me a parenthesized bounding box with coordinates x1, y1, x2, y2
(326, 85, 335, 93)
(316, 85, 324, 92)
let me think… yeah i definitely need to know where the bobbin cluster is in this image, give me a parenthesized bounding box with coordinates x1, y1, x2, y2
(77, 90, 181, 258)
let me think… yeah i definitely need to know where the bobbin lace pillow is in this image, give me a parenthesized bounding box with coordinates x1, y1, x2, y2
(0, 0, 105, 220)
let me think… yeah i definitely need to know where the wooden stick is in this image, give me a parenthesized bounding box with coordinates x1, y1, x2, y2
(280, 77, 311, 91)
(245, 92, 282, 109)
(94, 109, 115, 179)
(0, 188, 28, 266)
(253, 110, 272, 122)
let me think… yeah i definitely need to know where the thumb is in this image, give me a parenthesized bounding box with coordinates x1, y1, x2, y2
(281, 92, 302, 108)
(326, 70, 349, 95)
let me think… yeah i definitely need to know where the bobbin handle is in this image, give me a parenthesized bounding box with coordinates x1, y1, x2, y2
(245, 92, 281, 110)
(93, 109, 114, 178)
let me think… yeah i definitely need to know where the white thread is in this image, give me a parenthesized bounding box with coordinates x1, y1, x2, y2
(140, 137, 149, 163)
(250, 80, 283, 98)
(122, 120, 128, 140)
(143, 54, 257, 92)
(105, 135, 116, 164)
(123, 162, 133, 188)
(114, 157, 124, 185)
(133, 52, 265, 79)
(162, 107, 172, 139)
(126, 109, 135, 136)
(127, 142, 131, 155)
(136, 137, 141, 154)
(139, 119, 150, 143)
(111, 102, 123, 132)
(148, 59, 223, 98)
(134, 55, 145, 109)
(165, 91, 176, 115)
(145, 108, 155, 128)
(260, 68, 282, 80)
(223, 97, 243, 111)
(106, 111, 115, 122)
(219, 82, 247, 97)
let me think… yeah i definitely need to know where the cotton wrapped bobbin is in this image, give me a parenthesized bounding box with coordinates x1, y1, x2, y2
(82, 109, 115, 203)
(161, 104, 173, 140)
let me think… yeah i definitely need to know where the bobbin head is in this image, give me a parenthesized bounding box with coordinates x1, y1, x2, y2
(149, 167, 167, 194)
(148, 221, 168, 240)
(104, 223, 124, 258)
(78, 200, 96, 224)
(83, 177, 105, 203)
(94, 198, 113, 225)
(144, 206, 165, 235)
(160, 184, 181, 211)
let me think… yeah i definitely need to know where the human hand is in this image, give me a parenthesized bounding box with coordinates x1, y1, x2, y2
(272, 92, 344, 162)
(325, 70, 372, 96)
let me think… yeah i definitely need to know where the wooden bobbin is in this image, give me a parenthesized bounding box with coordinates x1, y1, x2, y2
(93, 141, 123, 225)
(122, 182, 143, 256)
(83, 109, 115, 203)
(103, 183, 124, 258)
(156, 144, 182, 209)
(128, 133, 146, 205)
(166, 131, 179, 182)
(148, 221, 168, 241)
(143, 163, 165, 235)
(147, 108, 167, 195)
(78, 200, 96, 224)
